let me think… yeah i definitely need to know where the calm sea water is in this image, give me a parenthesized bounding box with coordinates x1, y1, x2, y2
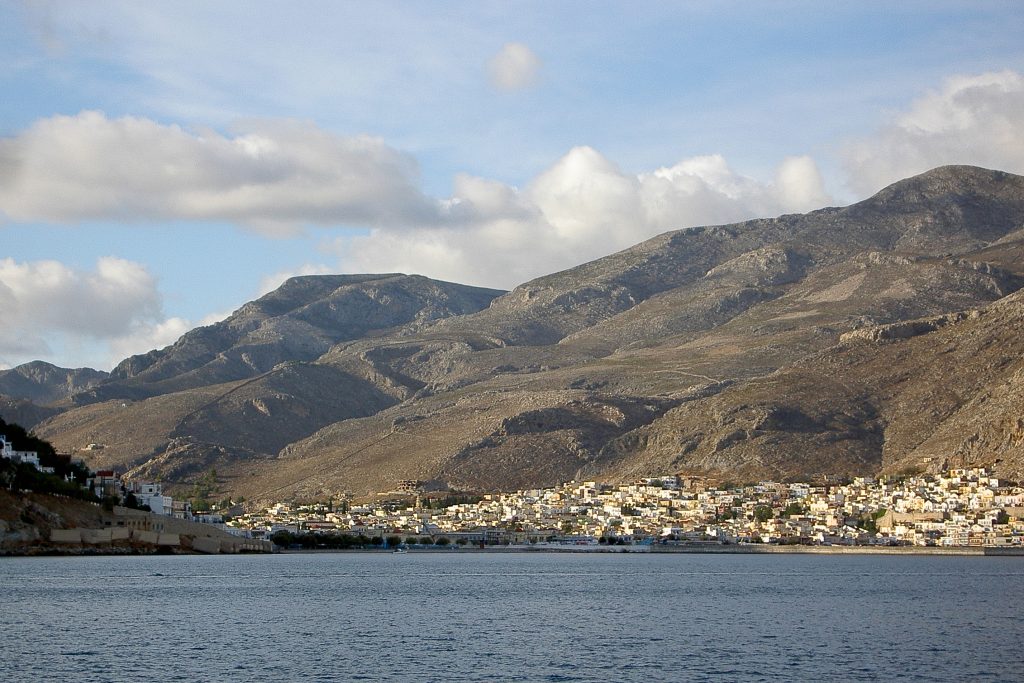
(1, 552, 1022, 682)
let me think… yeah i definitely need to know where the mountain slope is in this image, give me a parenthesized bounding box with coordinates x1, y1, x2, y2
(79, 274, 504, 403)
(587, 289, 1024, 484)
(27, 165, 1024, 500)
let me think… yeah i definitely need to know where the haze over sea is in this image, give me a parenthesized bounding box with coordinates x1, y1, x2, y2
(2, 553, 1022, 682)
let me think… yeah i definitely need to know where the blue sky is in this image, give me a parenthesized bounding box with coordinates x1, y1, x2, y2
(2, 1, 1024, 371)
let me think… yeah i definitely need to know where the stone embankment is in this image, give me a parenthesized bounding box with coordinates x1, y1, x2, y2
(0, 490, 270, 555)
(47, 525, 269, 554)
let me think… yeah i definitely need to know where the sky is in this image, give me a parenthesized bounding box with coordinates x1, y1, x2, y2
(2, 1, 1024, 371)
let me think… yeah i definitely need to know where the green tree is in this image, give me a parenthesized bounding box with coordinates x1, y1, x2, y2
(753, 506, 774, 523)
(435, 537, 450, 546)
(782, 502, 807, 518)
(386, 535, 403, 548)
(190, 468, 219, 511)
(270, 530, 295, 546)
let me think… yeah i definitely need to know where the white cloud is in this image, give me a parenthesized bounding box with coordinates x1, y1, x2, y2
(0, 111, 439, 234)
(774, 156, 832, 212)
(0, 256, 161, 336)
(0, 256, 178, 369)
(338, 147, 833, 289)
(488, 42, 541, 91)
(844, 70, 1024, 195)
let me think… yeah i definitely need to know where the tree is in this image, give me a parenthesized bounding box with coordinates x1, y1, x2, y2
(995, 509, 1011, 525)
(435, 537, 450, 546)
(123, 491, 145, 510)
(405, 536, 419, 545)
(190, 468, 219, 511)
(270, 530, 295, 546)
(419, 536, 432, 546)
(782, 502, 807, 518)
(386, 535, 403, 548)
(754, 506, 774, 523)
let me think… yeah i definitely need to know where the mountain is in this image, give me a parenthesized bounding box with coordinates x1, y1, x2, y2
(19, 165, 1024, 501)
(0, 361, 108, 405)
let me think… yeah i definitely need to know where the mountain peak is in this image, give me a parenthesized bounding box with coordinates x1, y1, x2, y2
(863, 165, 1023, 206)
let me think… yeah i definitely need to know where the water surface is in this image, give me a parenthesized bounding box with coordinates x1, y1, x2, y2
(2, 553, 1021, 682)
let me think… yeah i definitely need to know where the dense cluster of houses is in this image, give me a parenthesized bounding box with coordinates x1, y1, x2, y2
(229, 469, 1024, 547)
(7, 429, 1021, 548)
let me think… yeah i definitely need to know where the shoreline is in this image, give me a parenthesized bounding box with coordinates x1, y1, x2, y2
(5, 544, 1023, 558)
(271, 543, 1024, 557)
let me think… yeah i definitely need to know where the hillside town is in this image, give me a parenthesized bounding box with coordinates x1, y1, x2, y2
(228, 468, 1024, 549)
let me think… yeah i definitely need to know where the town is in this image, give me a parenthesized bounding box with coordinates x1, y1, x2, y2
(6, 430, 1023, 550)
(227, 469, 1024, 549)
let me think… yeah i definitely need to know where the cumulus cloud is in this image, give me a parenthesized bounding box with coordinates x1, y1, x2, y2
(0, 111, 439, 234)
(488, 42, 542, 91)
(0, 256, 161, 336)
(844, 70, 1024, 195)
(0, 256, 176, 369)
(338, 147, 832, 288)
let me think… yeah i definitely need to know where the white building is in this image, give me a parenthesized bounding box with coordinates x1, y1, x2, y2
(0, 435, 41, 469)
(125, 480, 175, 516)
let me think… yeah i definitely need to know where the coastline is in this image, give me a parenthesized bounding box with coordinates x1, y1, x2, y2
(274, 543, 1024, 556)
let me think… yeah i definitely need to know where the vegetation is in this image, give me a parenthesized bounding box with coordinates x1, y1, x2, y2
(122, 491, 151, 512)
(858, 508, 888, 535)
(0, 417, 91, 483)
(189, 468, 219, 512)
(0, 458, 100, 502)
(423, 493, 484, 509)
(0, 418, 98, 502)
(782, 502, 808, 518)
(269, 530, 377, 549)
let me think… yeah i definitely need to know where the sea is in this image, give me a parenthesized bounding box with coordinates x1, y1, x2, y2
(1, 552, 1022, 682)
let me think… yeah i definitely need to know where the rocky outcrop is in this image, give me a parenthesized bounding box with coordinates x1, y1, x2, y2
(840, 310, 982, 343)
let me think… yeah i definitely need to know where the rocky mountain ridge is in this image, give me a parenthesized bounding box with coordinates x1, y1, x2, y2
(5, 165, 1023, 501)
